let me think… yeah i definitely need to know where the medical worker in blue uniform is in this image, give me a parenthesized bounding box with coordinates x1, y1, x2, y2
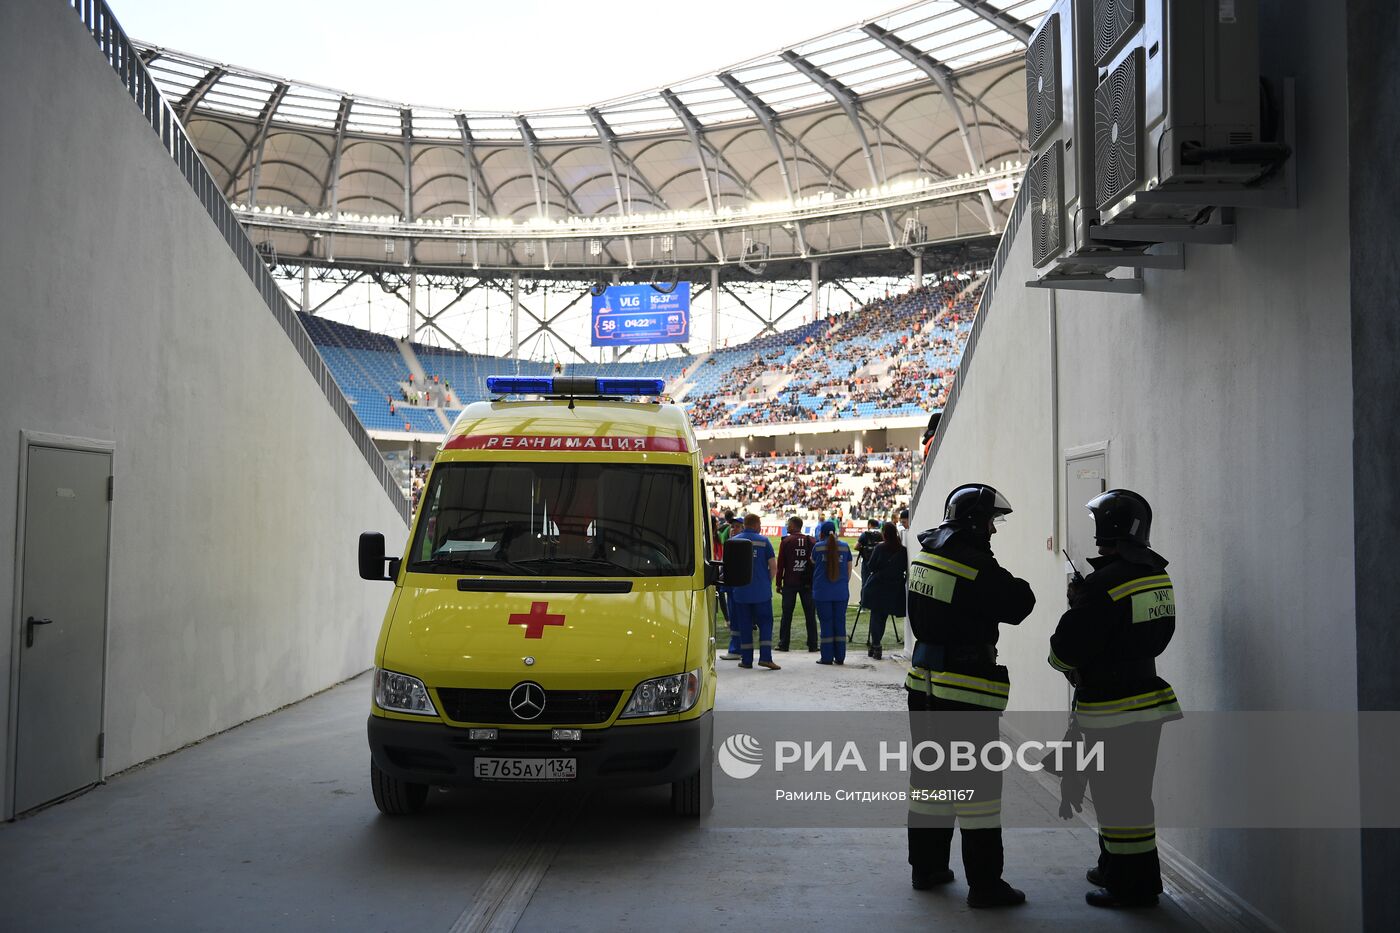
(729, 514, 781, 670)
(811, 520, 852, 665)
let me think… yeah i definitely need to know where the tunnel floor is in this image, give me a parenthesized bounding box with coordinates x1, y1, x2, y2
(0, 657, 1207, 932)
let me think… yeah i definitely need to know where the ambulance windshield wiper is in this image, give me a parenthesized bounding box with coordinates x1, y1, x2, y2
(513, 557, 630, 576)
(410, 556, 529, 574)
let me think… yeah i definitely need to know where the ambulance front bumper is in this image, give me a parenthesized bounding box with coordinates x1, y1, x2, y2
(367, 711, 712, 788)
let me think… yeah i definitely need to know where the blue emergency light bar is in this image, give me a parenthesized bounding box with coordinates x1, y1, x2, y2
(486, 376, 666, 397)
(485, 376, 554, 395)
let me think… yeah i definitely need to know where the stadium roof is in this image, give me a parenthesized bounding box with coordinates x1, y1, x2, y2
(135, 0, 1046, 272)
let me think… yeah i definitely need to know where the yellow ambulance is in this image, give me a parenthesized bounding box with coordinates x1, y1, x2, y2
(357, 376, 752, 817)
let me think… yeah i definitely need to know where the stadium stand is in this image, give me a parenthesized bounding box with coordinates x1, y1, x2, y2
(410, 344, 552, 407)
(564, 356, 695, 384)
(298, 271, 983, 436)
(704, 450, 916, 525)
(678, 273, 984, 428)
(297, 314, 412, 432)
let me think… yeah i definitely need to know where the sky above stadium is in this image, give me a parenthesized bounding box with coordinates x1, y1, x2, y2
(115, 0, 892, 111)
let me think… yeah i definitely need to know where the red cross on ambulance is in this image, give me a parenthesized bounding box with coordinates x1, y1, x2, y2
(509, 601, 566, 639)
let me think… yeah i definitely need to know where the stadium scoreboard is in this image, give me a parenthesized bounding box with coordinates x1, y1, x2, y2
(590, 283, 690, 347)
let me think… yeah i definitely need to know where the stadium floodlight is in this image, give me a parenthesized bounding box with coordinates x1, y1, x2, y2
(486, 376, 665, 397)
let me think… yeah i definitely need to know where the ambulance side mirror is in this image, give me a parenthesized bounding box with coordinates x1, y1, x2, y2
(720, 538, 753, 588)
(359, 532, 398, 582)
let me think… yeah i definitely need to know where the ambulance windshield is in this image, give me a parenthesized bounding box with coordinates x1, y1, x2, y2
(408, 462, 695, 577)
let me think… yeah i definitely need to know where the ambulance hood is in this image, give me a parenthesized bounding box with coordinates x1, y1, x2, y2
(381, 578, 700, 691)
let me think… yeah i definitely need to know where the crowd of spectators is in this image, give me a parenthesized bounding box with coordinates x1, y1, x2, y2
(850, 454, 915, 520)
(682, 273, 985, 429)
(741, 399, 823, 425)
(703, 449, 916, 526)
(409, 462, 430, 510)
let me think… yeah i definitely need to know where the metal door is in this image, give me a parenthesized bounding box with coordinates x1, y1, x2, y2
(1064, 449, 1108, 572)
(13, 444, 112, 814)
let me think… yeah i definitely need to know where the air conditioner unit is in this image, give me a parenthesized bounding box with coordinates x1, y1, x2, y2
(1023, 0, 1104, 271)
(1093, 0, 1263, 224)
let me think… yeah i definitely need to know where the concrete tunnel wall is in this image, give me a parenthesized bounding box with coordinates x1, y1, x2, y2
(0, 0, 407, 815)
(908, 1, 1358, 929)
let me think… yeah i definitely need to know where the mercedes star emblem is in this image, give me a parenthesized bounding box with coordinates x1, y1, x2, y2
(508, 681, 546, 721)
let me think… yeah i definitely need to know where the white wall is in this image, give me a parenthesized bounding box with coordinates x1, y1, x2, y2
(911, 3, 1357, 927)
(0, 0, 406, 811)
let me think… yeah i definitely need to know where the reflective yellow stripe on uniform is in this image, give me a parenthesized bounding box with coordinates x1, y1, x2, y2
(1099, 825, 1157, 855)
(915, 554, 980, 580)
(907, 789, 1001, 827)
(1109, 575, 1176, 624)
(1077, 687, 1181, 729)
(1048, 648, 1075, 673)
(954, 796, 1002, 829)
(909, 554, 978, 605)
(906, 666, 1010, 711)
(1108, 575, 1172, 601)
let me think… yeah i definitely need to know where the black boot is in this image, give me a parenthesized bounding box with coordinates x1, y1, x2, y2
(872, 646, 883, 660)
(1086, 867, 1105, 886)
(967, 880, 1026, 909)
(910, 866, 955, 890)
(1086, 888, 1159, 909)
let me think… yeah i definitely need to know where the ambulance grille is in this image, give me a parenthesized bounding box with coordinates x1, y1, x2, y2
(437, 688, 623, 725)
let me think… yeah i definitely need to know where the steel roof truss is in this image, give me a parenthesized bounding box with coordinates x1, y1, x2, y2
(862, 24, 997, 231)
(306, 269, 365, 315)
(780, 51, 896, 248)
(177, 65, 224, 123)
(946, 0, 1033, 44)
(585, 109, 637, 268)
(717, 73, 807, 256)
(242, 82, 290, 206)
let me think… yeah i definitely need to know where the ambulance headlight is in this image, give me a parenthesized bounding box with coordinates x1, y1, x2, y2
(374, 668, 438, 716)
(620, 669, 702, 718)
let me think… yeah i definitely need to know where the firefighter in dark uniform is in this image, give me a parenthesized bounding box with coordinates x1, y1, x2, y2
(906, 484, 1036, 908)
(1048, 489, 1181, 909)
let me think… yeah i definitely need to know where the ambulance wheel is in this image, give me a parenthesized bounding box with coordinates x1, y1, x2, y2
(371, 760, 429, 815)
(671, 748, 714, 818)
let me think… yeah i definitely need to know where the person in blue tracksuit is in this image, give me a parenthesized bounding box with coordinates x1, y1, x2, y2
(718, 514, 743, 660)
(728, 514, 781, 670)
(811, 520, 852, 665)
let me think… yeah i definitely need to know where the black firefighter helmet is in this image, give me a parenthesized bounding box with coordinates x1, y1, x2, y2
(943, 483, 1013, 526)
(1086, 489, 1155, 560)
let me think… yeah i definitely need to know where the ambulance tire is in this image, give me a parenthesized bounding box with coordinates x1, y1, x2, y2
(371, 760, 429, 815)
(670, 744, 714, 818)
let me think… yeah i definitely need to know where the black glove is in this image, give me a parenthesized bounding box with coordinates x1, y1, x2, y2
(1059, 768, 1086, 820)
(1056, 721, 1086, 819)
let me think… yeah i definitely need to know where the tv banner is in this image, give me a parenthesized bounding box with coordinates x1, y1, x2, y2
(591, 283, 690, 346)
